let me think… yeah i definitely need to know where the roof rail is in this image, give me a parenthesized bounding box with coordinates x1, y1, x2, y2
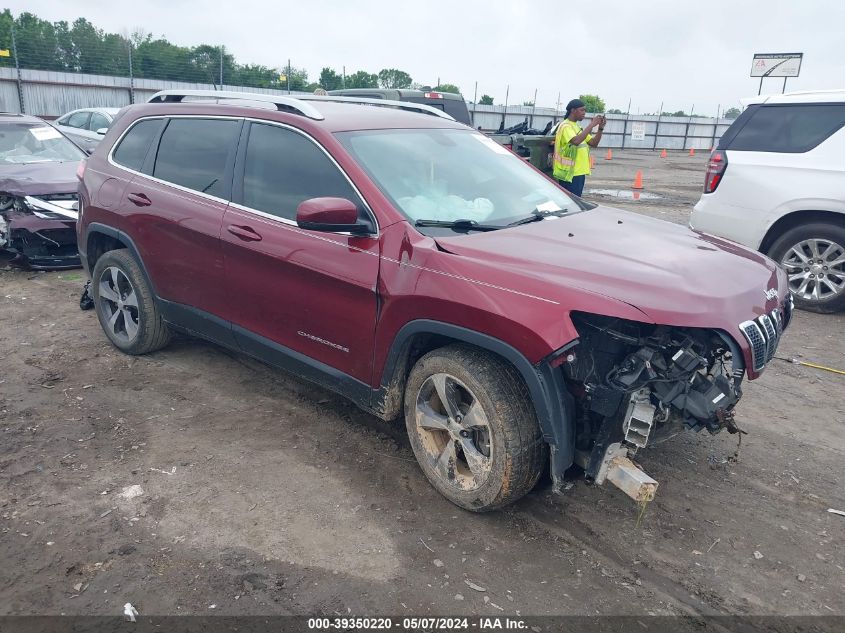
(782, 88, 845, 96)
(146, 89, 456, 122)
(300, 95, 456, 121)
(146, 90, 325, 120)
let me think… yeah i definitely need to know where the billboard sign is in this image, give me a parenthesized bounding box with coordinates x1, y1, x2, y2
(751, 53, 803, 77)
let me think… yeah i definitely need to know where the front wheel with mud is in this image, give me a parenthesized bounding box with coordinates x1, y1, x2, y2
(403, 344, 547, 512)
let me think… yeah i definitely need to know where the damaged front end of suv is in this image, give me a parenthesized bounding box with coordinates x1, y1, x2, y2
(558, 303, 792, 502)
(0, 193, 80, 270)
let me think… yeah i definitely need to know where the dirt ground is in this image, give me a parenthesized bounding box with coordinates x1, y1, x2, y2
(1, 151, 843, 619)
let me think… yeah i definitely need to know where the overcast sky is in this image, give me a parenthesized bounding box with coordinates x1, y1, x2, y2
(6, 0, 843, 114)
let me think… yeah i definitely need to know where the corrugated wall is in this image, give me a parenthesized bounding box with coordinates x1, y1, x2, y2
(0, 78, 20, 113)
(0, 67, 314, 117)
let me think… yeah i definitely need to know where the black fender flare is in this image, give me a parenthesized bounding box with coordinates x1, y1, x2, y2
(83, 223, 157, 295)
(381, 320, 575, 479)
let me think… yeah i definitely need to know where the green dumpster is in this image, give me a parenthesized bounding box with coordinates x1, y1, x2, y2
(519, 135, 555, 174)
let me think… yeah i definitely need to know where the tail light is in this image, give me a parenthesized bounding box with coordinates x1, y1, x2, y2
(424, 92, 444, 99)
(704, 149, 727, 193)
(76, 158, 87, 180)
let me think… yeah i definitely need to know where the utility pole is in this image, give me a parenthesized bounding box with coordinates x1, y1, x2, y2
(653, 100, 663, 150)
(683, 104, 695, 150)
(219, 45, 224, 88)
(287, 58, 291, 94)
(128, 41, 135, 104)
(621, 98, 631, 150)
(471, 81, 477, 127)
(530, 88, 537, 127)
(11, 23, 24, 114)
(710, 104, 720, 150)
(342, 65, 346, 89)
(502, 84, 509, 130)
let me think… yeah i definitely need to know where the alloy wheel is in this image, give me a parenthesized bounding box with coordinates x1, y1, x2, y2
(414, 373, 493, 491)
(98, 266, 141, 344)
(781, 238, 845, 303)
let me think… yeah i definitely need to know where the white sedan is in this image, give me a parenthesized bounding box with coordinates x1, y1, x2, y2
(53, 107, 121, 153)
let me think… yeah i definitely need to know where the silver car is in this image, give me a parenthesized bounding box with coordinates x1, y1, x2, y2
(53, 107, 121, 152)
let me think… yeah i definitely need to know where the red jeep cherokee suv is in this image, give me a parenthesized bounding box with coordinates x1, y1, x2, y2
(77, 90, 791, 511)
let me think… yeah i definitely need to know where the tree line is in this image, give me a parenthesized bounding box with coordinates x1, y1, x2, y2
(0, 10, 463, 94)
(1, 10, 737, 116)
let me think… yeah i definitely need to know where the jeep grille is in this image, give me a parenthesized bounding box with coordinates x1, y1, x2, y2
(740, 301, 789, 372)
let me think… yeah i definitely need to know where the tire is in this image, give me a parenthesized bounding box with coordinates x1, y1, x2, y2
(403, 344, 547, 512)
(91, 249, 172, 354)
(768, 223, 845, 314)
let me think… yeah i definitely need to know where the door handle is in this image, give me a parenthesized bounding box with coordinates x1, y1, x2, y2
(127, 192, 151, 207)
(227, 224, 263, 242)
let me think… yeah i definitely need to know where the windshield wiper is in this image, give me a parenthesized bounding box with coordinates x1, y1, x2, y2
(506, 209, 567, 227)
(414, 218, 502, 232)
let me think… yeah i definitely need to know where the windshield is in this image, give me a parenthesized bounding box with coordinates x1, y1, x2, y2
(0, 123, 85, 165)
(336, 128, 591, 234)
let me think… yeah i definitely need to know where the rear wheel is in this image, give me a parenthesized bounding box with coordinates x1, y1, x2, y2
(404, 344, 547, 512)
(91, 249, 172, 354)
(768, 223, 845, 313)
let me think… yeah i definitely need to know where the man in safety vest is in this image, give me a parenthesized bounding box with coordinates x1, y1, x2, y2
(553, 98, 606, 197)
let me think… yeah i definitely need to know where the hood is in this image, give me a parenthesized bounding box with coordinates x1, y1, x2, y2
(0, 161, 80, 197)
(433, 206, 785, 329)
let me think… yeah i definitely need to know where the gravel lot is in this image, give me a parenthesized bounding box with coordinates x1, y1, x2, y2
(1, 150, 843, 619)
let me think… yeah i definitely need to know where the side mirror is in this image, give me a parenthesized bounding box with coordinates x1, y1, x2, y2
(96, 128, 108, 135)
(296, 197, 372, 235)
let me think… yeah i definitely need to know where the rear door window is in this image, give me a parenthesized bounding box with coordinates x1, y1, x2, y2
(89, 113, 110, 132)
(238, 122, 363, 221)
(112, 118, 165, 172)
(153, 118, 240, 199)
(66, 111, 90, 129)
(727, 104, 845, 153)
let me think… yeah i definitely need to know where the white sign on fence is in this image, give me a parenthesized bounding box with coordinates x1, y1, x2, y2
(631, 121, 646, 141)
(750, 53, 803, 77)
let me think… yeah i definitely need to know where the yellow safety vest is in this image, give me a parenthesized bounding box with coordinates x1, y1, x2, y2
(553, 122, 577, 182)
(553, 120, 592, 181)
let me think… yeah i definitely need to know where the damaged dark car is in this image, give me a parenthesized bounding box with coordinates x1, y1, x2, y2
(0, 113, 84, 270)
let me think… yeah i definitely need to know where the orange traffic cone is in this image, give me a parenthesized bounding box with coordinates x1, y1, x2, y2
(632, 170, 644, 190)
(589, 155, 595, 169)
(605, 148, 613, 160)
(660, 149, 667, 158)
(689, 147, 696, 156)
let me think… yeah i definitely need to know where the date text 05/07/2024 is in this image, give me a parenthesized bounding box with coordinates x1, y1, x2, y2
(307, 616, 529, 630)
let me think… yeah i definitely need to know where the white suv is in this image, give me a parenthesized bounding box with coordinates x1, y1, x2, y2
(690, 89, 845, 313)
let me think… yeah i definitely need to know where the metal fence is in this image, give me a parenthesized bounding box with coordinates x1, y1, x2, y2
(1, 67, 732, 151)
(470, 104, 732, 150)
(0, 66, 316, 113)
